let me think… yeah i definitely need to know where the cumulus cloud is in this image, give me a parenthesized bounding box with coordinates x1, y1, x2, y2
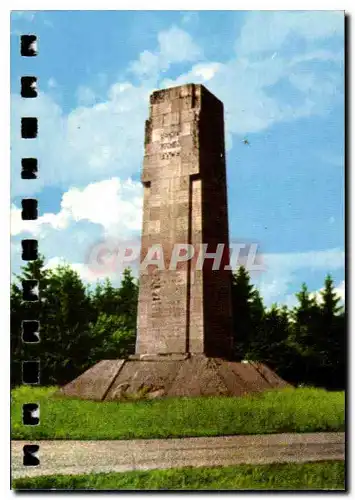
(163, 12, 343, 140)
(11, 13, 343, 197)
(310, 279, 345, 304)
(129, 26, 202, 77)
(11, 177, 142, 237)
(11, 178, 143, 282)
(12, 178, 345, 301)
(76, 86, 97, 106)
(10, 13, 344, 298)
(235, 11, 344, 56)
(11, 26, 203, 198)
(11, 85, 149, 197)
(44, 257, 100, 284)
(254, 248, 345, 306)
(334, 280, 345, 301)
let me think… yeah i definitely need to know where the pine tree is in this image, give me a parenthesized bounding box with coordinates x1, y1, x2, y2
(317, 275, 345, 388)
(288, 282, 321, 385)
(10, 255, 50, 386)
(88, 313, 136, 362)
(231, 266, 265, 360)
(248, 303, 292, 378)
(90, 278, 120, 319)
(40, 263, 94, 384)
(11, 257, 95, 385)
(291, 283, 320, 352)
(117, 268, 139, 333)
(88, 268, 138, 361)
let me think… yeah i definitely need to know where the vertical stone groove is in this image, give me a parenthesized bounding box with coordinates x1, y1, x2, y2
(137, 84, 233, 358)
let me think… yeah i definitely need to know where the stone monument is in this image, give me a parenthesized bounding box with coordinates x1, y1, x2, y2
(137, 83, 233, 359)
(59, 84, 289, 401)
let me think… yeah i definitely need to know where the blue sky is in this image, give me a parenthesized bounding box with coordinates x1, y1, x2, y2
(10, 10, 345, 306)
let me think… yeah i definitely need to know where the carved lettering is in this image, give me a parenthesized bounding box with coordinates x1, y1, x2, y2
(160, 151, 181, 160)
(161, 141, 179, 150)
(151, 273, 161, 309)
(161, 131, 179, 141)
(159, 131, 181, 160)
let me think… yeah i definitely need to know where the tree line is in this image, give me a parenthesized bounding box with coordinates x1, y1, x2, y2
(11, 256, 345, 390)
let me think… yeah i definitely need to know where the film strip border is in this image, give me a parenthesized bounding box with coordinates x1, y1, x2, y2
(20, 34, 40, 468)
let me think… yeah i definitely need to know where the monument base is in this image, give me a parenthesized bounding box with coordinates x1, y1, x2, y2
(57, 355, 291, 401)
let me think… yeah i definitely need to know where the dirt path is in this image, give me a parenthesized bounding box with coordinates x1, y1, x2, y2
(12, 432, 345, 479)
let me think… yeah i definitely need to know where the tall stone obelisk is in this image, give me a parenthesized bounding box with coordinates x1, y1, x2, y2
(59, 84, 290, 401)
(136, 84, 233, 359)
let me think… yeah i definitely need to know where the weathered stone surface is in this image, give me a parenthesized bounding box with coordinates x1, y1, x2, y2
(58, 360, 125, 401)
(136, 84, 233, 359)
(59, 84, 291, 402)
(249, 361, 290, 389)
(58, 357, 291, 401)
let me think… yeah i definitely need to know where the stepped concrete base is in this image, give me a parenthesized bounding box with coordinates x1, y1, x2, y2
(57, 355, 291, 401)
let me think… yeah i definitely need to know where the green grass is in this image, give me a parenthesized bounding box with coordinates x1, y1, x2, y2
(12, 386, 344, 440)
(13, 461, 345, 490)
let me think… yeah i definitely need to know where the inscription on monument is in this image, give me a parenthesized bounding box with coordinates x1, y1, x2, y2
(160, 131, 181, 160)
(59, 83, 290, 403)
(137, 83, 233, 358)
(151, 272, 161, 314)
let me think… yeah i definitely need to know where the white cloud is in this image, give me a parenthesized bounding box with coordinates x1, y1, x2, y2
(10, 15, 344, 291)
(254, 248, 345, 306)
(129, 26, 202, 77)
(44, 257, 100, 284)
(11, 204, 69, 237)
(310, 279, 345, 304)
(165, 54, 342, 139)
(281, 278, 345, 309)
(11, 26, 202, 198)
(11, 14, 343, 197)
(192, 63, 222, 82)
(235, 11, 344, 56)
(60, 177, 142, 233)
(76, 86, 97, 106)
(335, 280, 345, 301)
(158, 26, 201, 63)
(262, 248, 345, 271)
(162, 12, 343, 139)
(11, 177, 143, 283)
(11, 85, 149, 197)
(11, 177, 142, 237)
(289, 49, 343, 66)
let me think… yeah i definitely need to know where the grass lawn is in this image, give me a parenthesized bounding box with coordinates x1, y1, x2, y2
(12, 386, 344, 440)
(13, 461, 345, 490)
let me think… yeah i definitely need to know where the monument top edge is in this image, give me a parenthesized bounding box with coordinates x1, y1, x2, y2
(150, 83, 222, 105)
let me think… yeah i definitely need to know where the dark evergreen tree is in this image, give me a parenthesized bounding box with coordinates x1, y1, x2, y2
(39, 263, 94, 385)
(317, 275, 345, 389)
(117, 267, 139, 333)
(11, 256, 50, 386)
(10, 252, 345, 390)
(90, 278, 120, 321)
(251, 305, 289, 359)
(88, 268, 138, 361)
(288, 283, 321, 385)
(231, 266, 265, 360)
